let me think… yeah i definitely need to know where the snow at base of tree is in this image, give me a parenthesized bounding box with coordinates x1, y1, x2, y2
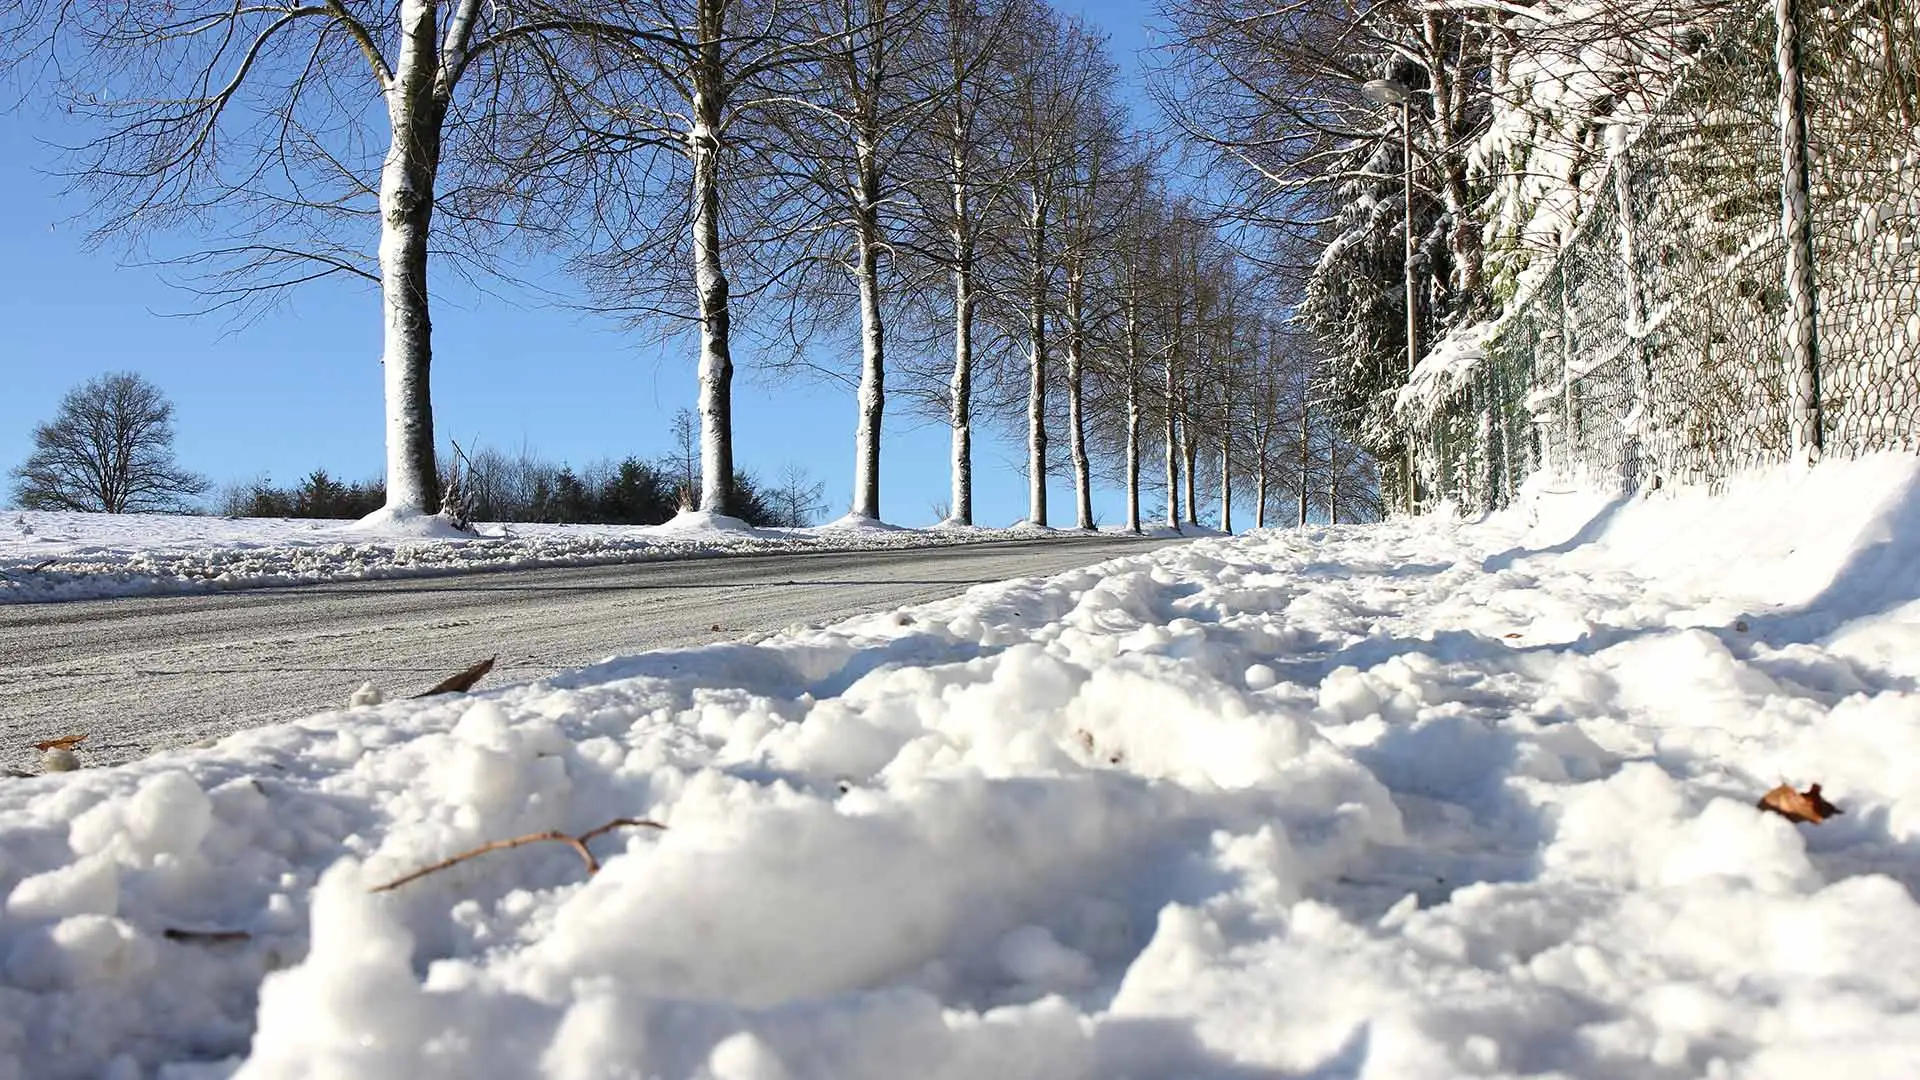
(817, 513, 910, 533)
(1099, 523, 1228, 540)
(345, 506, 477, 540)
(651, 510, 773, 536)
(7, 452, 1920, 1078)
(0, 514, 1102, 604)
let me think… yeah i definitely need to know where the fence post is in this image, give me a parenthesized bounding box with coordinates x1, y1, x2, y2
(1775, 0, 1824, 462)
(1612, 143, 1658, 491)
(1559, 268, 1579, 482)
(1612, 144, 1653, 409)
(1499, 359, 1517, 505)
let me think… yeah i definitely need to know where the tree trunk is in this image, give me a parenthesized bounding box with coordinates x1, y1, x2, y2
(1218, 333, 1233, 534)
(950, 240, 974, 526)
(1776, 0, 1823, 462)
(1184, 296, 1202, 526)
(376, 0, 447, 517)
(1298, 379, 1311, 527)
(1066, 265, 1092, 530)
(1220, 435, 1231, 534)
(691, 80, 734, 517)
(1427, 15, 1485, 312)
(1329, 433, 1341, 526)
(1181, 420, 1198, 527)
(1026, 199, 1048, 527)
(1164, 340, 1180, 531)
(944, 0, 975, 526)
(851, 147, 885, 521)
(1255, 463, 1267, 529)
(1125, 292, 1142, 534)
(948, 174, 975, 522)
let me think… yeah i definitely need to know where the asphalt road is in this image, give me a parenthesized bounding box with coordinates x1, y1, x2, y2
(0, 535, 1181, 769)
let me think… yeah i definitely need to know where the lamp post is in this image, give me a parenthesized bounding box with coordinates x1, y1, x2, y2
(1362, 76, 1419, 518)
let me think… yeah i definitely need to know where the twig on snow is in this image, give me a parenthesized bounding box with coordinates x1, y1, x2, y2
(369, 818, 666, 893)
(164, 928, 252, 944)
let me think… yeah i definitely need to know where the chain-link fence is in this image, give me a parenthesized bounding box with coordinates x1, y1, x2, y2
(1418, 0, 1920, 513)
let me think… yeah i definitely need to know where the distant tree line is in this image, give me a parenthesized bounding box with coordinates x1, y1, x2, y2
(10, 370, 832, 527)
(219, 438, 826, 528)
(221, 470, 387, 520)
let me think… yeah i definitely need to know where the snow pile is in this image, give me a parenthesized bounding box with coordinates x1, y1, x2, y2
(342, 507, 479, 540)
(1507, 453, 1920, 618)
(818, 513, 911, 533)
(650, 511, 776, 536)
(0, 512, 1085, 603)
(8, 454, 1920, 1078)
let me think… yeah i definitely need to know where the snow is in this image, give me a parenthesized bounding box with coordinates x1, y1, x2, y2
(818, 513, 909, 533)
(1397, 321, 1498, 422)
(652, 511, 774, 536)
(344, 507, 477, 540)
(8, 453, 1920, 1077)
(0, 512, 1098, 604)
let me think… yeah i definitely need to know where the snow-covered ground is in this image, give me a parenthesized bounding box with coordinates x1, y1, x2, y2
(7, 453, 1920, 1078)
(0, 511, 1178, 604)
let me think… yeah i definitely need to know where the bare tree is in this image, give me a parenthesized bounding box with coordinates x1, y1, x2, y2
(1057, 80, 1124, 531)
(1111, 163, 1163, 534)
(556, 0, 826, 520)
(1232, 316, 1306, 530)
(1001, 5, 1106, 527)
(768, 462, 829, 527)
(1215, 289, 1241, 533)
(1152, 0, 1509, 508)
(900, 0, 1018, 526)
(10, 373, 210, 513)
(769, 0, 939, 523)
(666, 407, 700, 507)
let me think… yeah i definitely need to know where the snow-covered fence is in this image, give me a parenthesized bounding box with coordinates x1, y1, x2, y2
(1416, 0, 1920, 512)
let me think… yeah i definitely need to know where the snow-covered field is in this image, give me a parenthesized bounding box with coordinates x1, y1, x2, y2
(0, 510, 1161, 604)
(7, 454, 1920, 1078)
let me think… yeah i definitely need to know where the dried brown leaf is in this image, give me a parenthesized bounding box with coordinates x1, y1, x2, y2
(1757, 782, 1842, 824)
(416, 656, 496, 697)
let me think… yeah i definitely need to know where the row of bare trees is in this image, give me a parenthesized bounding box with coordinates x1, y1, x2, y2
(2, 0, 1381, 528)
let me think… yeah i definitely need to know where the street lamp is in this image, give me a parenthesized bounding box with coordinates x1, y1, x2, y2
(1362, 77, 1420, 518)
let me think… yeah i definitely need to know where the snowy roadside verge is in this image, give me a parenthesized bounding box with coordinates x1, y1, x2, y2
(0, 511, 1196, 604)
(7, 454, 1920, 1077)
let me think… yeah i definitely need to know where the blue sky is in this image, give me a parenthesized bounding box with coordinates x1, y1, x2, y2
(0, 1, 1172, 528)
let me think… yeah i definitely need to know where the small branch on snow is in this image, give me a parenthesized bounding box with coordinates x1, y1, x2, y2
(369, 818, 667, 893)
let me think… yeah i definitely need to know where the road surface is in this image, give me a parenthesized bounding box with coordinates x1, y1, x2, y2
(1, 535, 1182, 769)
